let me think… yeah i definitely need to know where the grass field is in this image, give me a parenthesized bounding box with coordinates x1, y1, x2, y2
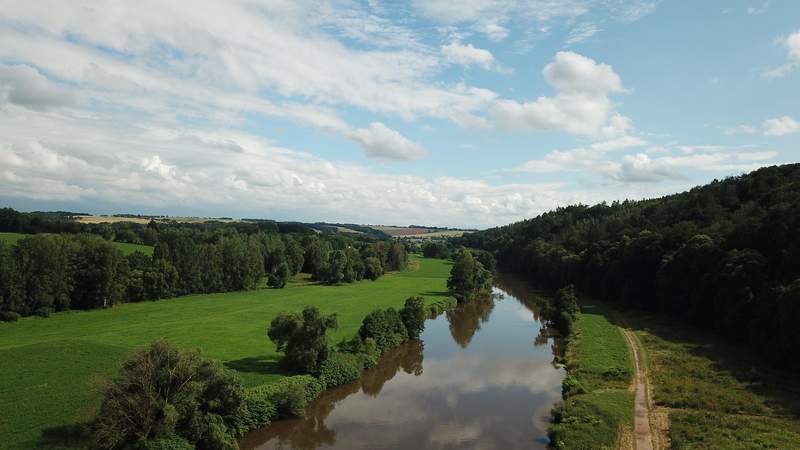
(0, 232, 153, 256)
(550, 301, 635, 450)
(625, 310, 800, 449)
(0, 256, 452, 450)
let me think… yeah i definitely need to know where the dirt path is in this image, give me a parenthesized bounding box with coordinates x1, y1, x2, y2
(621, 328, 654, 450)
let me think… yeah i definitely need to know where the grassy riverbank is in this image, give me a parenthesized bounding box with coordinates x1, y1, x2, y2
(0, 256, 452, 450)
(624, 310, 800, 449)
(549, 301, 635, 450)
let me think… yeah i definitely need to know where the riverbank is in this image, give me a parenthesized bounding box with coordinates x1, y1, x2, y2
(549, 300, 635, 450)
(0, 256, 453, 450)
(553, 297, 800, 450)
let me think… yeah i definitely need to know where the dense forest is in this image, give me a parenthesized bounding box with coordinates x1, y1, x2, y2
(0, 209, 408, 320)
(459, 164, 800, 372)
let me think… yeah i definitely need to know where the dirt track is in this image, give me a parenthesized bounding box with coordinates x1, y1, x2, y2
(621, 328, 654, 450)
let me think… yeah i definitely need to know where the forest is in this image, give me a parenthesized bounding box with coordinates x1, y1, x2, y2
(0, 209, 409, 320)
(459, 163, 800, 372)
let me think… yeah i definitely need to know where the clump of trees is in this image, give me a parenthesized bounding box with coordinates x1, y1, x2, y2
(459, 163, 800, 372)
(447, 250, 493, 303)
(268, 298, 428, 389)
(541, 285, 580, 336)
(0, 216, 409, 320)
(92, 341, 245, 450)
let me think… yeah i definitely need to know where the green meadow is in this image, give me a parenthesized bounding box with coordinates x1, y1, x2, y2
(0, 256, 452, 450)
(0, 232, 154, 256)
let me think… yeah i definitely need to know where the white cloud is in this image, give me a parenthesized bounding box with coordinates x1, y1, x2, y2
(723, 124, 757, 135)
(565, 23, 600, 45)
(346, 123, 426, 160)
(493, 51, 629, 137)
(762, 116, 800, 136)
(607, 149, 778, 183)
(514, 136, 646, 173)
(0, 64, 75, 110)
(764, 30, 800, 78)
(442, 42, 496, 70)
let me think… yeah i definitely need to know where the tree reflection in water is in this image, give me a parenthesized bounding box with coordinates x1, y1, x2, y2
(240, 341, 424, 450)
(445, 296, 495, 348)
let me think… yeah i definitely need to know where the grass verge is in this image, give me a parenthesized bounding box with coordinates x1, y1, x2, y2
(549, 300, 634, 450)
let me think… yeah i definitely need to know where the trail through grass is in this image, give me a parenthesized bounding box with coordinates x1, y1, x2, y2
(625, 310, 800, 449)
(0, 256, 451, 450)
(550, 301, 635, 450)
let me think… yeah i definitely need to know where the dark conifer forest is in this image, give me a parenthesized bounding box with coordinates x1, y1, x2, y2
(459, 164, 800, 371)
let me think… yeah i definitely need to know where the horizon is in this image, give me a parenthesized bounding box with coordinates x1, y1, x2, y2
(1, 1, 799, 228)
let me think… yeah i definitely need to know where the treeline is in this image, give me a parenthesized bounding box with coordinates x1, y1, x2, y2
(460, 164, 800, 372)
(0, 224, 408, 320)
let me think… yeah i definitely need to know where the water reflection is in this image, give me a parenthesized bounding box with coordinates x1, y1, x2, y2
(446, 296, 494, 348)
(241, 277, 565, 450)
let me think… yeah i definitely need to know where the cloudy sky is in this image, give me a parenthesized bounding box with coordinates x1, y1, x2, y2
(0, 0, 798, 228)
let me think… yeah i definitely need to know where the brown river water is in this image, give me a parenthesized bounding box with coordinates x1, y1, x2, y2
(240, 275, 565, 450)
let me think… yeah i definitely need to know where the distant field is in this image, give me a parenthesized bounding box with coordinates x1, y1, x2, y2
(0, 232, 153, 256)
(0, 256, 452, 450)
(76, 215, 240, 224)
(374, 225, 470, 238)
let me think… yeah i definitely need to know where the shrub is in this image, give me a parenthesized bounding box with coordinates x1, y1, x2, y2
(319, 352, 363, 388)
(244, 375, 324, 424)
(92, 341, 245, 450)
(0, 310, 21, 322)
(562, 375, 588, 398)
(142, 434, 194, 450)
(358, 308, 408, 354)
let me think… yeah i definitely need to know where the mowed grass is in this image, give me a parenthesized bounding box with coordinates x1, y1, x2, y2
(626, 311, 800, 449)
(550, 301, 634, 450)
(0, 256, 452, 450)
(0, 232, 153, 256)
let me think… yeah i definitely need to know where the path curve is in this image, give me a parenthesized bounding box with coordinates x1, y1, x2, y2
(621, 328, 654, 450)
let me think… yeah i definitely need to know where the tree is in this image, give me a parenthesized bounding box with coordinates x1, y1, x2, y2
(268, 261, 290, 288)
(71, 235, 128, 309)
(93, 341, 244, 450)
(363, 257, 383, 281)
(358, 308, 407, 354)
(400, 296, 426, 340)
(268, 307, 338, 373)
(447, 250, 492, 303)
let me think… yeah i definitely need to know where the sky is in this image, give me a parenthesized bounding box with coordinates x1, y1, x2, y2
(0, 0, 798, 228)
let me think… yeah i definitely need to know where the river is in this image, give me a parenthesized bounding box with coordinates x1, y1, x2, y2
(240, 275, 565, 450)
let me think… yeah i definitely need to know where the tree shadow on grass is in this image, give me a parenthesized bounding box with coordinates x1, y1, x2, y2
(225, 355, 290, 377)
(39, 422, 93, 449)
(596, 301, 800, 420)
(418, 290, 450, 297)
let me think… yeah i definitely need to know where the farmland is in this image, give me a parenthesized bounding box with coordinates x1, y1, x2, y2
(0, 256, 452, 450)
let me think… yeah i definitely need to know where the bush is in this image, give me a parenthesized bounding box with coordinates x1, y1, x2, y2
(142, 434, 194, 450)
(319, 352, 363, 388)
(0, 310, 21, 322)
(92, 341, 245, 450)
(243, 375, 324, 425)
(358, 308, 408, 354)
(562, 375, 588, 398)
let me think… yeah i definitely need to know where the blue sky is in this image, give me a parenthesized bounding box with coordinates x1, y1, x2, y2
(0, 0, 798, 227)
